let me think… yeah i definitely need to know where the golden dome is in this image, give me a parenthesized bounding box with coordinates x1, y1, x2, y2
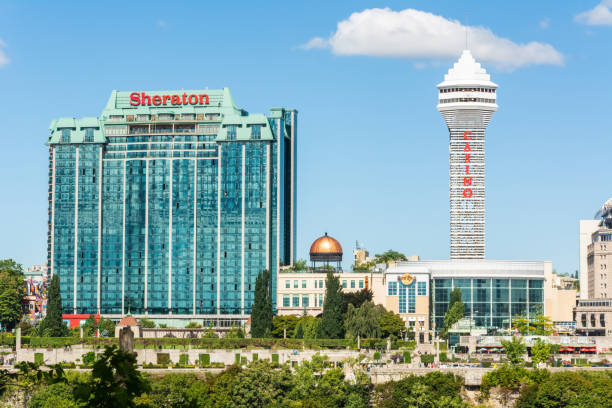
(309, 233, 343, 256)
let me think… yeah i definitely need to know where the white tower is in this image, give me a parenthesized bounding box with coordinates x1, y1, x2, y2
(437, 50, 498, 259)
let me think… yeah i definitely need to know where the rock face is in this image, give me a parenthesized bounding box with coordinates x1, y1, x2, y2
(119, 326, 134, 353)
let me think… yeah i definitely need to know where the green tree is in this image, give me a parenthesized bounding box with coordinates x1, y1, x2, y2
(37, 274, 69, 337)
(343, 289, 373, 310)
(530, 338, 551, 365)
(137, 318, 156, 328)
(379, 311, 406, 339)
(344, 301, 383, 340)
(271, 315, 299, 338)
(501, 336, 526, 365)
(512, 315, 531, 335)
(30, 382, 78, 408)
(139, 373, 210, 408)
(228, 359, 293, 407)
(318, 271, 345, 339)
(73, 346, 150, 408)
(448, 288, 462, 309)
(291, 259, 307, 271)
(82, 315, 115, 337)
(373, 250, 407, 265)
(250, 269, 273, 338)
(293, 315, 319, 339)
(532, 315, 554, 335)
(0, 259, 25, 331)
(441, 298, 464, 339)
(184, 321, 202, 328)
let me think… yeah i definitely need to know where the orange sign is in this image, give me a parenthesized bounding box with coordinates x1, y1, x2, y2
(400, 274, 414, 286)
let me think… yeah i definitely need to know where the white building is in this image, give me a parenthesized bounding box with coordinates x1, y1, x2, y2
(437, 50, 498, 259)
(580, 220, 600, 298)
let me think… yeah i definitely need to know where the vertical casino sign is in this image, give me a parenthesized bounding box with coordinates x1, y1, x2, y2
(462, 130, 473, 198)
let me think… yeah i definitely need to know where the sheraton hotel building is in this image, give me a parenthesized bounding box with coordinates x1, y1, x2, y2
(47, 88, 296, 327)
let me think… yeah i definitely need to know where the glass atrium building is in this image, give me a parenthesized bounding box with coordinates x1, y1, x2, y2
(47, 88, 296, 324)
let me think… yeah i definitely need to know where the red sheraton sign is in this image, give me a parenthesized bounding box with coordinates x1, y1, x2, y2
(462, 130, 473, 198)
(129, 92, 210, 106)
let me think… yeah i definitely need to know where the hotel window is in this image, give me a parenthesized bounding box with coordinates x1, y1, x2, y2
(293, 280, 298, 289)
(136, 114, 150, 121)
(226, 125, 237, 140)
(181, 113, 195, 120)
(319, 280, 324, 289)
(350, 280, 355, 289)
(359, 280, 364, 289)
(292, 295, 299, 307)
(60, 129, 71, 143)
(388, 281, 398, 296)
(84, 128, 94, 143)
(314, 280, 317, 289)
(285, 280, 290, 289)
(417, 281, 426, 296)
(342, 280, 347, 289)
(158, 113, 174, 121)
(319, 294, 324, 306)
(302, 280, 307, 289)
(205, 113, 220, 121)
(283, 295, 290, 307)
(302, 295, 309, 308)
(250, 124, 261, 140)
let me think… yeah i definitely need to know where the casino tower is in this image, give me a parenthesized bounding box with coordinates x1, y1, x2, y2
(437, 50, 498, 259)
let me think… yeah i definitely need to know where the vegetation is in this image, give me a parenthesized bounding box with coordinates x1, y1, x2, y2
(185, 322, 203, 329)
(373, 372, 466, 408)
(345, 301, 383, 340)
(343, 288, 373, 310)
(501, 336, 527, 365)
(512, 314, 554, 335)
(530, 338, 552, 365)
(250, 269, 273, 338)
(82, 315, 115, 337)
(441, 288, 464, 339)
(0, 259, 26, 331)
(291, 259, 308, 271)
(378, 311, 406, 339)
(353, 249, 408, 270)
(37, 274, 69, 337)
(138, 318, 156, 328)
(318, 271, 345, 339)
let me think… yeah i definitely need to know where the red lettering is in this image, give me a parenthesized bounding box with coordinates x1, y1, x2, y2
(182, 93, 188, 104)
(152, 95, 162, 105)
(463, 188, 473, 198)
(141, 92, 151, 106)
(163, 95, 171, 105)
(199, 94, 209, 104)
(465, 165, 470, 174)
(463, 130, 472, 140)
(129, 92, 140, 106)
(171, 95, 181, 105)
(463, 143, 471, 152)
(464, 154, 471, 163)
(188, 94, 198, 104)
(463, 177, 472, 186)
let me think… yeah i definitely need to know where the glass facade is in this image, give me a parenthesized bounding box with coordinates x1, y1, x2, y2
(47, 89, 297, 321)
(432, 277, 544, 331)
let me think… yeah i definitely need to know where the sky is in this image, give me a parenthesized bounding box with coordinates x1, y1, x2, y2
(0, 1, 610, 274)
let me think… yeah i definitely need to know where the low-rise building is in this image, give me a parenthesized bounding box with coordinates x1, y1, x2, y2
(573, 298, 612, 336)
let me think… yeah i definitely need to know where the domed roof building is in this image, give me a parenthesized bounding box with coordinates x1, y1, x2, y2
(309, 233, 343, 270)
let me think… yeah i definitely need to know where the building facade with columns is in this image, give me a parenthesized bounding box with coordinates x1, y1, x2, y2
(47, 88, 296, 327)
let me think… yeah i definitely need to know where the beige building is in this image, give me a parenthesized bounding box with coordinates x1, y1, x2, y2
(544, 269, 578, 328)
(587, 227, 612, 298)
(573, 298, 612, 336)
(580, 220, 600, 298)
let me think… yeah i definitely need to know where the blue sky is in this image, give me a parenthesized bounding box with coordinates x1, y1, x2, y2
(0, 1, 610, 273)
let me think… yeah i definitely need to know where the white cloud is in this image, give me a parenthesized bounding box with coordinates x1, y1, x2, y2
(575, 1, 612, 25)
(0, 39, 9, 68)
(300, 8, 564, 70)
(157, 20, 168, 28)
(540, 18, 550, 29)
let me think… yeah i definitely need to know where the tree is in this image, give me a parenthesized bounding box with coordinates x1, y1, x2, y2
(37, 274, 69, 337)
(291, 259, 307, 271)
(73, 346, 150, 408)
(185, 321, 202, 328)
(82, 315, 115, 337)
(344, 301, 382, 340)
(501, 336, 526, 365)
(373, 250, 407, 265)
(293, 315, 319, 339)
(532, 315, 554, 335)
(318, 271, 345, 339)
(343, 289, 373, 310)
(271, 315, 299, 338)
(379, 311, 406, 339)
(137, 318, 156, 328)
(512, 315, 531, 335)
(441, 298, 464, 339)
(0, 259, 25, 331)
(250, 269, 273, 338)
(448, 288, 462, 309)
(530, 339, 551, 366)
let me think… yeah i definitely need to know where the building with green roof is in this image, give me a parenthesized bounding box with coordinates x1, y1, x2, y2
(47, 88, 296, 327)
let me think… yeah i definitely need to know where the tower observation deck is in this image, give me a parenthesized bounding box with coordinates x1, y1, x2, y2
(437, 50, 498, 259)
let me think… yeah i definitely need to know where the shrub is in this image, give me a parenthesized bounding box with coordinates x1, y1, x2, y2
(252, 353, 258, 361)
(235, 353, 241, 365)
(157, 353, 170, 366)
(439, 352, 450, 362)
(373, 351, 381, 360)
(179, 354, 189, 365)
(271, 353, 279, 363)
(82, 351, 96, 367)
(34, 352, 44, 365)
(421, 354, 434, 365)
(403, 351, 411, 363)
(199, 353, 210, 365)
